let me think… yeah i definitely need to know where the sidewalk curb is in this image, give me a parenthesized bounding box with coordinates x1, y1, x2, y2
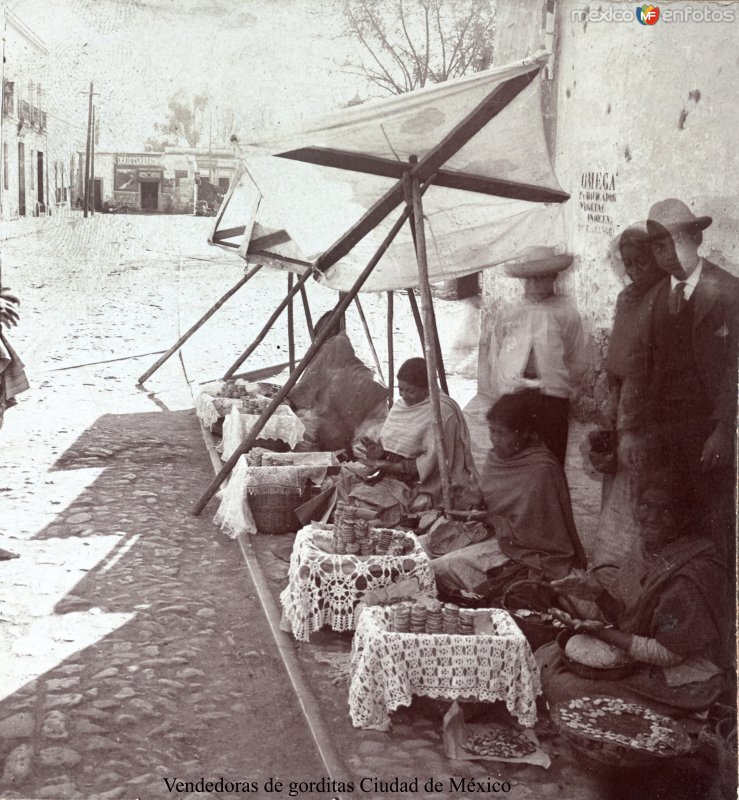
(198, 419, 350, 790)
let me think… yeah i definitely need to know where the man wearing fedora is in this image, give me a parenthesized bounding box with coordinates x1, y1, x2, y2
(620, 198, 738, 561)
(496, 249, 587, 466)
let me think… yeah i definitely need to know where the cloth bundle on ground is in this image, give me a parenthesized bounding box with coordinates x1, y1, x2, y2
(429, 444, 586, 594)
(288, 331, 388, 452)
(339, 393, 482, 526)
(538, 538, 733, 716)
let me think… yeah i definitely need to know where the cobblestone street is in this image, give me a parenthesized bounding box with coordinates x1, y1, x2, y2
(0, 212, 620, 800)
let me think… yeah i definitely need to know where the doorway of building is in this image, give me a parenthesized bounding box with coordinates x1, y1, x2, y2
(140, 180, 158, 211)
(93, 179, 102, 211)
(18, 142, 26, 216)
(37, 150, 45, 210)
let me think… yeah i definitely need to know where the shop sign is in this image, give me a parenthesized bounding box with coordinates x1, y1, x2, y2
(117, 154, 158, 167)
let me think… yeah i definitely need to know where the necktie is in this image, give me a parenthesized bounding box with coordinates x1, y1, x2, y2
(668, 281, 687, 316)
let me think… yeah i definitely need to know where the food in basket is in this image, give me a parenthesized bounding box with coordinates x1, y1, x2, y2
(564, 633, 630, 669)
(554, 697, 689, 756)
(514, 608, 567, 628)
(465, 725, 536, 759)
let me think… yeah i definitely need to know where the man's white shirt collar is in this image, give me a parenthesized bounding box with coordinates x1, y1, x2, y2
(670, 258, 703, 300)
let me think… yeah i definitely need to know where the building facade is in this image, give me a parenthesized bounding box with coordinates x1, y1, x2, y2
(1, 9, 51, 219)
(76, 147, 237, 213)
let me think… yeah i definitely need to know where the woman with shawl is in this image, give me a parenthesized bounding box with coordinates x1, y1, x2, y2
(538, 471, 732, 716)
(429, 391, 586, 596)
(588, 226, 664, 577)
(338, 357, 482, 525)
(288, 310, 388, 453)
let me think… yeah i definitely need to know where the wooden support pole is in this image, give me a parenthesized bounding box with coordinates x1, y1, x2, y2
(83, 82, 93, 218)
(427, 298, 449, 395)
(137, 264, 262, 385)
(222, 267, 312, 379)
(299, 284, 314, 340)
(192, 194, 421, 516)
(287, 272, 296, 373)
(406, 288, 425, 349)
(90, 106, 95, 216)
(387, 291, 394, 408)
(353, 295, 385, 385)
(408, 161, 453, 512)
(405, 216, 448, 394)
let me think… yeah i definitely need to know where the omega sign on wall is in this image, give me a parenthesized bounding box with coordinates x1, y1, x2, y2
(578, 171, 617, 238)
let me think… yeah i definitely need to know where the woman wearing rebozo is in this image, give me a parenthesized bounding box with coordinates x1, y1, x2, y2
(338, 357, 482, 526)
(538, 470, 733, 717)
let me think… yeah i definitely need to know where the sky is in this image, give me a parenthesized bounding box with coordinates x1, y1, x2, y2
(7, 0, 362, 152)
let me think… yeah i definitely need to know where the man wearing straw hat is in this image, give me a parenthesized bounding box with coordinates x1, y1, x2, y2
(620, 198, 738, 559)
(496, 248, 587, 466)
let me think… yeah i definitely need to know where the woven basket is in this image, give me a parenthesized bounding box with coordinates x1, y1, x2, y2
(249, 485, 311, 535)
(502, 580, 578, 651)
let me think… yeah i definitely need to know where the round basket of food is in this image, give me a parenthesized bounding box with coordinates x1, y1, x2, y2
(502, 580, 578, 651)
(556, 629, 636, 680)
(551, 696, 692, 769)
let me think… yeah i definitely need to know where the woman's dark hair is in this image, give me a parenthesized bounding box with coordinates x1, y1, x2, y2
(397, 357, 429, 390)
(486, 391, 540, 434)
(313, 308, 342, 340)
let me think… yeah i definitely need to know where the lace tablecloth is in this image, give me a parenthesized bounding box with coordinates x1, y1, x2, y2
(214, 455, 335, 538)
(349, 606, 541, 731)
(279, 526, 436, 642)
(221, 405, 305, 458)
(194, 380, 275, 427)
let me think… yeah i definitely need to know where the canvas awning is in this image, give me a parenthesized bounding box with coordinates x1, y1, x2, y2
(210, 50, 569, 292)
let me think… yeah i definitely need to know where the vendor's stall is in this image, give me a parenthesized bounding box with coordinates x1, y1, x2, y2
(348, 605, 541, 731)
(279, 523, 435, 642)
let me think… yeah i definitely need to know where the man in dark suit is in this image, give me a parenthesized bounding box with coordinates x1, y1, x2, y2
(620, 198, 738, 564)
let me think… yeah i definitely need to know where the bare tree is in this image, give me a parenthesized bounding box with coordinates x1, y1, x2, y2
(342, 0, 495, 96)
(147, 93, 240, 150)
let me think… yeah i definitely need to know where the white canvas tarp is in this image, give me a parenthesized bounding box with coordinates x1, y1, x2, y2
(211, 51, 569, 293)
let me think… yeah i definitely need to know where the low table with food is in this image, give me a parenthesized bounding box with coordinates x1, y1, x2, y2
(195, 380, 279, 429)
(279, 524, 436, 643)
(349, 605, 541, 731)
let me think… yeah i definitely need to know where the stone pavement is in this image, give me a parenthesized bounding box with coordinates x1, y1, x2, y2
(0, 408, 325, 799)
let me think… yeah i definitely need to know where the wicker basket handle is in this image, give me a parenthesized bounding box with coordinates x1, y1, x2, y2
(502, 579, 578, 618)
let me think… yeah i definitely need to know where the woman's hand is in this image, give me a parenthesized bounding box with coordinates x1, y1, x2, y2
(359, 436, 384, 461)
(551, 571, 603, 601)
(0, 288, 20, 328)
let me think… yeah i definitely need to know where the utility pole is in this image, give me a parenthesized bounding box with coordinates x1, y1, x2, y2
(90, 105, 95, 216)
(82, 82, 93, 218)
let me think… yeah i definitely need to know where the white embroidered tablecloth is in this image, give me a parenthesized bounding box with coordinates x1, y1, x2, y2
(349, 606, 541, 731)
(279, 526, 436, 642)
(194, 380, 275, 427)
(214, 455, 336, 538)
(221, 405, 305, 458)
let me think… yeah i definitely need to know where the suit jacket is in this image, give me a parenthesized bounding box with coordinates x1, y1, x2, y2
(621, 260, 739, 430)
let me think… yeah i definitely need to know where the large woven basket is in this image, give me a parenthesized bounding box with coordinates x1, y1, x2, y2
(249, 485, 311, 535)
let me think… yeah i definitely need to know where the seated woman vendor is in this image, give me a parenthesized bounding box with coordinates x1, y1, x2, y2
(288, 309, 388, 453)
(537, 471, 733, 717)
(428, 390, 586, 598)
(338, 357, 482, 526)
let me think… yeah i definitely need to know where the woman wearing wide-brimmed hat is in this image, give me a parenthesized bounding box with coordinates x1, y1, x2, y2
(494, 247, 587, 466)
